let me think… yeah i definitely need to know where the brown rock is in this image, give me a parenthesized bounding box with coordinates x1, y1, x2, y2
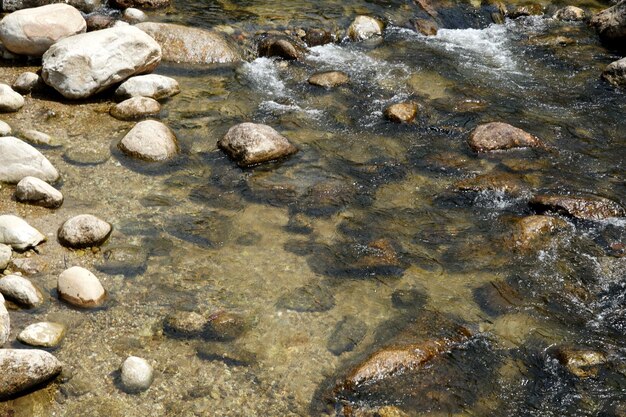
(85, 13, 116, 31)
(554, 6, 586, 21)
(304, 28, 332, 46)
(257, 34, 306, 60)
(384, 102, 418, 123)
(308, 71, 350, 88)
(555, 347, 606, 378)
(0, 349, 62, 398)
(456, 172, 526, 195)
(204, 310, 248, 341)
(507, 3, 543, 18)
(510, 215, 568, 251)
(411, 18, 438, 36)
(218, 122, 298, 167)
(590, 0, 626, 43)
(602, 57, 626, 88)
(468, 122, 543, 152)
(530, 195, 625, 220)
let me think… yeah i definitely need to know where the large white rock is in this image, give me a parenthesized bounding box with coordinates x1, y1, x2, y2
(15, 176, 63, 209)
(0, 349, 62, 398)
(0, 83, 24, 112)
(0, 4, 86, 56)
(0, 275, 43, 308)
(118, 120, 178, 161)
(0, 244, 11, 270)
(57, 266, 106, 308)
(121, 356, 153, 393)
(114, 74, 180, 101)
(17, 322, 66, 347)
(347, 16, 384, 41)
(0, 215, 46, 251)
(0, 294, 9, 346)
(58, 214, 111, 248)
(0, 136, 59, 183)
(41, 25, 161, 99)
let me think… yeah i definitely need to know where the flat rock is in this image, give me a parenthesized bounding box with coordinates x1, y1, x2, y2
(218, 122, 298, 167)
(0, 349, 62, 398)
(12, 71, 41, 94)
(15, 176, 63, 208)
(468, 122, 543, 152)
(384, 102, 418, 123)
(0, 274, 43, 308)
(58, 214, 112, 248)
(554, 6, 585, 21)
(530, 194, 625, 220)
(110, 97, 161, 121)
(0, 120, 11, 136)
(41, 25, 161, 99)
(0, 84, 24, 112)
(118, 120, 178, 161)
(114, 74, 180, 101)
(308, 71, 350, 88)
(0, 4, 86, 56)
(348, 15, 383, 41)
(120, 356, 153, 393)
(0, 136, 59, 183)
(0, 294, 9, 346)
(257, 34, 306, 60)
(17, 322, 66, 347)
(328, 316, 367, 356)
(590, 0, 626, 43)
(0, 244, 11, 270)
(0, 215, 46, 251)
(57, 266, 106, 308)
(136, 22, 240, 64)
(19, 129, 60, 147)
(602, 57, 626, 88)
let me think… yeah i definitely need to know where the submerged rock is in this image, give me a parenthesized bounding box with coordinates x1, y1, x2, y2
(276, 284, 335, 312)
(468, 122, 543, 152)
(0, 136, 59, 183)
(0, 84, 24, 112)
(554, 6, 586, 21)
(308, 71, 350, 88)
(327, 316, 367, 356)
(18, 322, 66, 347)
(509, 215, 568, 251)
(0, 274, 43, 308)
(41, 25, 161, 99)
(114, 74, 180, 101)
(530, 194, 625, 220)
(0, 215, 46, 251)
(602, 57, 626, 88)
(384, 102, 418, 123)
(218, 122, 298, 167)
(257, 34, 306, 60)
(455, 171, 527, 195)
(118, 120, 178, 162)
(0, 349, 62, 398)
(348, 16, 384, 41)
(120, 356, 153, 393)
(555, 346, 606, 378)
(58, 214, 112, 248)
(96, 244, 148, 276)
(196, 342, 256, 366)
(19, 129, 59, 147)
(110, 97, 161, 121)
(0, 294, 9, 346)
(57, 266, 106, 308)
(0, 4, 86, 56)
(163, 310, 207, 338)
(204, 310, 248, 341)
(15, 176, 63, 208)
(590, 0, 626, 44)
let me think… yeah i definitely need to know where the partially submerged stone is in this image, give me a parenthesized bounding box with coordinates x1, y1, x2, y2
(114, 74, 180, 101)
(15, 176, 64, 208)
(58, 214, 112, 248)
(18, 322, 66, 347)
(0, 274, 43, 308)
(257, 34, 306, 60)
(0, 215, 46, 251)
(590, 0, 626, 44)
(602, 57, 626, 88)
(110, 97, 161, 121)
(555, 346, 606, 378)
(308, 71, 350, 88)
(0, 349, 62, 398)
(509, 215, 568, 251)
(120, 356, 153, 393)
(530, 194, 625, 220)
(384, 102, 418, 123)
(554, 6, 586, 21)
(57, 266, 106, 308)
(0, 136, 59, 183)
(468, 122, 543, 152)
(348, 15, 384, 41)
(218, 122, 298, 167)
(118, 120, 178, 162)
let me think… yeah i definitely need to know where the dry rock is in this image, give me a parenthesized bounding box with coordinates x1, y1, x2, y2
(0, 215, 46, 251)
(0, 120, 11, 136)
(0, 349, 62, 398)
(218, 122, 298, 167)
(0, 274, 43, 308)
(590, 0, 626, 43)
(0, 294, 9, 346)
(15, 176, 63, 208)
(603, 57, 626, 88)
(468, 122, 543, 152)
(0, 244, 11, 270)
(12, 71, 41, 94)
(114, 74, 180, 101)
(118, 120, 178, 161)
(18, 322, 66, 347)
(122, 8, 147, 24)
(554, 6, 586, 21)
(58, 214, 112, 248)
(0, 136, 59, 183)
(110, 97, 161, 121)
(57, 266, 106, 308)
(0, 84, 24, 112)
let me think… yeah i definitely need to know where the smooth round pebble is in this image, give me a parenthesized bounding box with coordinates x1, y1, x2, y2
(58, 214, 112, 248)
(121, 356, 153, 393)
(57, 266, 106, 308)
(0, 120, 11, 136)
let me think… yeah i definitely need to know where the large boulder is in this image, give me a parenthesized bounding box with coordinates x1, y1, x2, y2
(1, 0, 102, 13)
(0, 4, 86, 56)
(590, 0, 626, 44)
(468, 122, 543, 152)
(0, 215, 46, 251)
(218, 122, 298, 167)
(41, 25, 161, 99)
(603, 57, 626, 87)
(0, 136, 59, 183)
(135, 22, 240, 64)
(0, 349, 62, 398)
(118, 120, 178, 161)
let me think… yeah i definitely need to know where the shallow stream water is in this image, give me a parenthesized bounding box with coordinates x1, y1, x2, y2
(0, 0, 625, 416)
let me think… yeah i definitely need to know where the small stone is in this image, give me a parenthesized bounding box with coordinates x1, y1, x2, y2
(327, 315, 367, 355)
(0, 274, 43, 308)
(0, 294, 10, 346)
(0, 120, 11, 136)
(15, 176, 64, 208)
(120, 356, 153, 393)
(118, 120, 178, 162)
(411, 18, 438, 36)
(507, 3, 543, 18)
(57, 266, 106, 308)
(468, 122, 543, 152)
(0, 136, 59, 183)
(85, 13, 116, 31)
(110, 97, 161, 121)
(63, 146, 110, 165)
(384, 102, 418, 123)
(257, 34, 306, 60)
(8, 257, 43, 275)
(554, 6, 586, 21)
(114, 74, 180, 101)
(308, 71, 350, 88)
(530, 194, 625, 220)
(555, 347, 606, 378)
(0, 244, 11, 270)
(19, 129, 60, 147)
(348, 16, 384, 41)
(13, 72, 41, 94)
(204, 310, 248, 341)
(163, 311, 207, 338)
(603, 57, 626, 88)
(122, 8, 147, 24)
(0, 84, 24, 112)
(58, 214, 111, 249)
(18, 322, 66, 348)
(218, 122, 298, 167)
(0, 215, 46, 250)
(276, 284, 336, 312)
(0, 349, 62, 398)
(304, 28, 332, 46)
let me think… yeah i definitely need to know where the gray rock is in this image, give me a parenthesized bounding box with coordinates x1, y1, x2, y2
(0, 349, 62, 398)
(110, 97, 161, 121)
(120, 356, 153, 393)
(15, 176, 63, 209)
(347, 16, 383, 41)
(590, 0, 626, 43)
(58, 214, 112, 248)
(0, 4, 86, 56)
(57, 266, 106, 308)
(0, 244, 11, 270)
(554, 6, 586, 21)
(308, 71, 350, 88)
(0, 215, 46, 250)
(163, 310, 207, 338)
(468, 122, 543, 152)
(603, 57, 626, 88)
(122, 8, 147, 24)
(114, 74, 180, 101)
(218, 122, 298, 167)
(0, 274, 43, 308)
(118, 120, 178, 162)
(276, 284, 335, 312)
(17, 322, 66, 347)
(41, 25, 162, 99)
(0, 120, 11, 136)
(12, 71, 41, 94)
(0, 83, 24, 112)
(0, 136, 59, 183)
(136, 22, 240, 64)
(1, 0, 102, 13)
(0, 294, 9, 346)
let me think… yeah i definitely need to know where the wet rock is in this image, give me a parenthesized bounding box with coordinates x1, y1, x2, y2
(136, 22, 240, 64)
(507, 3, 543, 18)
(308, 71, 350, 88)
(0, 244, 11, 270)
(529, 194, 625, 220)
(348, 15, 384, 41)
(110, 0, 169, 9)
(0, 4, 86, 56)
(555, 346, 606, 378)
(590, 0, 626, 44)
(0, 275, 43, 308)
(163, 310, 206, 338)
(276, 284, 335, 312)
(0, 84, 24, 112)
(118, 120, 178, 162)
(204, 310, 248, 341)
(297, 180, 356, 217)
(328, 316, 367, 356)
(384, 102, 418, 123)
(196, 342, 256, 366)
(1, 0, 102, 13)
(554, 6, 586, 21)
(509, 215, 568, 251)
(468, 122, 543, 152)
(165, 212, 231, 248)
(391, 287, 428, 311)
(110, 97, 161, 121)
(15, 176, 63, 208)
(17, 322, 66, 347)
(122, 8, 147, 24)
(19, 128, 60, 147)
(473, 280, 524, 317)
(0, 120, 11, 136)
(304, 28, 332, 46)
(602, 57, 626, 88)
(63, 146, 110, 165)
(455, 172, 527, 195)
(114, 74, 180, 101)
(0, 294, 9, 346)
(0, 215, 46, 251)
(257, 34, 306, 60)
(57, 266, 106, 308)
(58, 214, 112, 248)
(96, 245, 147, 276)
(0, 349, 62, 399)
(85, 13, 116, 31)
(12, 71, 41, 94)
(0, 136, 59, 183)
(410, 18, 438, 36)
(41, 25, 161, 99)
(120, 356, 153, 393)
(218, 122, 298, 167)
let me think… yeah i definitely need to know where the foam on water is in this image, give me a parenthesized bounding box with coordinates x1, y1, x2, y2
(241, 57, 288, 97)
(259, 100, 324, 118)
